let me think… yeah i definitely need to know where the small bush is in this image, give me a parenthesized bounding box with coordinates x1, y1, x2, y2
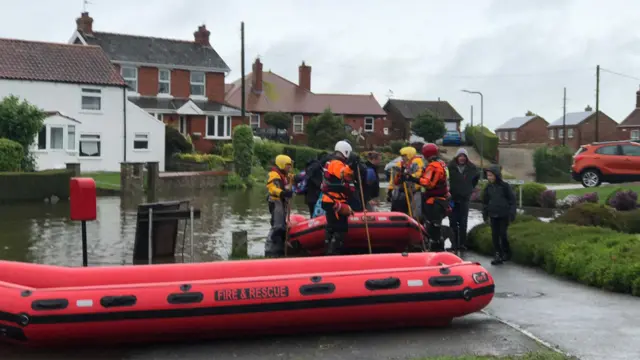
(532, 145, 573, 183)
(608, 190, 638, 211)
(521, 182, 547, 207)
(165, 125, 193, 157)
(221, 143, 234, 158)
(232, 125, 254, 179)
(538, 189, 557, 208)
(253, 140, 324, 170)
(618, 210, 640, 234)
(579, 192, 599, 204)
(553, 203, 625, 232)
(175, 153, 230, 170)
(0, 138, 24, 172)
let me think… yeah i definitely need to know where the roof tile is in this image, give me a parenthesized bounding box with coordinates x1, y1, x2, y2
(495, 116, 539, 130)
(384, 99, 463, 121)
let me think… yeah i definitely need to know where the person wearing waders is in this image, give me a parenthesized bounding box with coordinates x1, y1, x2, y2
(264, 155, 294, 257)
(418, 143, 451, 252)
(447, 148, 479, 253)
(392, 146, 424, 220)
(320, 141, 355, 255)
(481, 165, 516, 265)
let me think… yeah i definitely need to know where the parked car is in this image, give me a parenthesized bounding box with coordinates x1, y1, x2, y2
(571, 140, 640, 187)
(442, 131, 462, 146)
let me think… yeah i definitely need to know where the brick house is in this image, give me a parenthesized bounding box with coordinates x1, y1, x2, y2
(382, 99, 463, 142)
(224, 58, 388, 147)
(547, 106, 619, 150)
(617, 88, 640, 141)
(495, 115, 548, 145)
(69, 12, 242, 153)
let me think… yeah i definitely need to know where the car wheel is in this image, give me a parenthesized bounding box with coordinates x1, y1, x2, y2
(581, 169, 602, 188)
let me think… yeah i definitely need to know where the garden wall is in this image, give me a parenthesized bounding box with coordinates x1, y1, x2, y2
(0, 169, 72, 203)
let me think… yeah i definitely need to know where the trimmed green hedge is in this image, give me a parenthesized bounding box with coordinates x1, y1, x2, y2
(0, 169, 72, 203)
(468, 215, 640, 296)
(0, 138, 23, 171)
(533, 145, 573, 183)
(173, 153, 231, 171)
(553, 202, 640, 235)
(254, 140, 326, 169)
(465, 125, 498, 161)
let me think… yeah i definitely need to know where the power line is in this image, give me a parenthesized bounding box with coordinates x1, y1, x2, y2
(419, 68, 591, 79)
(600, 67, 640, 81)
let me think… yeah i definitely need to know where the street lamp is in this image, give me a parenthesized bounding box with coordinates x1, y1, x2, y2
(461, 89, 484, 173)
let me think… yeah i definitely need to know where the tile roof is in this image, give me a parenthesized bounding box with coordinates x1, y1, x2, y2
(44, 111, 81, 123)
(78, 31, 230, 72)
(547, 111, 594, 127)
(495, 116, 537, 130)
(0, 38, 125, 87)
(619, 108, 640, 127)
(129, 97, 241, 113)
(225, 71, 385, 116)
(383, 99, 463, 121)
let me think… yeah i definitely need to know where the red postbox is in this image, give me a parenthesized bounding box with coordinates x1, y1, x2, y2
(70, 177, 97, 221)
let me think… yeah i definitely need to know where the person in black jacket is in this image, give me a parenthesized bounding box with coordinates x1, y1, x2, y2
(300, 152, 330, 217)
(447, 148, 479, 252)
(482, 164, 516, 265)
(346, 152, 368, 212)
(363, 152, 381, 210)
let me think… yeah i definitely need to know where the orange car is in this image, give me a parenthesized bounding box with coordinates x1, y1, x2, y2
(571, 140, 640, 187)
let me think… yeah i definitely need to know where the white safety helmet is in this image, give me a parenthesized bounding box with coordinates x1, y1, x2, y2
(334, 140, 352, 159)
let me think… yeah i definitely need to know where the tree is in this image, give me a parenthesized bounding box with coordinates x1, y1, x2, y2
(232, 125, 254, 179)
(525, 110, 536, 116)
(264, 112, 291, 131)
(305, 108, 352, 150)
(0, 95, 46, 171)
(411, 110, 446, 143)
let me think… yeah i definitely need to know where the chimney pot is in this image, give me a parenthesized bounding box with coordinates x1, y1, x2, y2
(194, 25, 211, 46)
(298, 61, 311, 91)
(76, 12, 94, 35)
(636, 86, 640, 108)
(585, 105, 593, 112)
(252, 58, 263, 93)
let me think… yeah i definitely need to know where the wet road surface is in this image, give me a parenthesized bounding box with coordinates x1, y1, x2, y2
(465, 252, 640, 360)
(1, 313, 547, 360)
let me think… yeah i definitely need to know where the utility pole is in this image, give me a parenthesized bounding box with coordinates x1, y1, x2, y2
(470, 105, 474, 127)
(595, 65, 600, 142)
(240, 22, 246, 120)
(562, 87, 567, 147)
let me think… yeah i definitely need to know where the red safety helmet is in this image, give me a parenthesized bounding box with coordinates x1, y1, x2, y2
(421, 143, 439, 159)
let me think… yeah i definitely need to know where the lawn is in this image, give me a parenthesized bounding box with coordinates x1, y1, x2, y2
(413, 353, 573, 360)
(82, 172, 120, 190)
(555, 184, 640, 202)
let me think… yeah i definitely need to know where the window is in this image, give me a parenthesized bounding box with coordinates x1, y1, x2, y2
(568, 128, 574, 139)
(190, 71, 205, 96)
(250, 114, 260, 129)
(81, 88, 101, 111)
(383, 127, 389, 135)
(364, 117, 374, 132)
(158, 69, 171, 95)
(67, 125, 76, 151)
(179, 116, 187, 134)
(121, 66, 138, 92)
(558, 129, 564, 139)
(50, 126, 64, 150)
(155, 113, 163, 121)
(293, 115, 304, 134)
(595, 145, 619, 156)
(548, 129, 554, 139)
(37, 126, 46, 150)
(631, 129, 640, 141)
(621, 145, 640, 156)
(79, 134, 101, 157)
(206, 115, 232, 138)
(510, 131, 516, 141)
(133, 133, 149, 150)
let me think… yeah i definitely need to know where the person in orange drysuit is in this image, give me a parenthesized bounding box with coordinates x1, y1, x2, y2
(320, 140, 355, 255)
(419, 143, 451, 252)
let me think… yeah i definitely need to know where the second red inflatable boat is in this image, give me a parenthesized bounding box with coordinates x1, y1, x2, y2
(0, 252, 494, 347)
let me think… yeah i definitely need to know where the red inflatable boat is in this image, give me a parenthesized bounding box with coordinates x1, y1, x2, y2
(0, 252, 494, 347)
(287, 211, 426, 255)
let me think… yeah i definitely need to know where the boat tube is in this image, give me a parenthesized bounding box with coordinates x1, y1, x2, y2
(0, 252, 494, 347)
(287, 211, 426, 255)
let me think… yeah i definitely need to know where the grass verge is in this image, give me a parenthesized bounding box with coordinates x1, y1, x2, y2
(412, 352, 574, 360)
(555, 184, 640, 202)
(468, 215, 640, 296)
(82, 171, 120, 190)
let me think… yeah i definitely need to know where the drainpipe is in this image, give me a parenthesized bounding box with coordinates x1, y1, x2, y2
(123, 86, 128, 162)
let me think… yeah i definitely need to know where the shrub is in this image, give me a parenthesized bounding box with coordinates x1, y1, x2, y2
(618, 210, 640, 234)
(468, 218, 640, 296)
(464, 125, 498, 161)
(0, 169, 72, 202)
(553, 203, 625, 232)
(538, 189, 557, 208)
(521, 182, 547, 207)
(165, 125, 193, 157)
(0, 138, 24, 172)
(388, 140, 406, 154)
(221, 143, 234, 158)
(175, 153, 230, 170)
(607, 190, 638, 211)
(0, 95, 46, 171)
(605, 187, 625, 205)
(253, 140, 324, 170)
(532, 145, 573, 183)
(232, 125, 254, 179)
(579, 192, 599, 204)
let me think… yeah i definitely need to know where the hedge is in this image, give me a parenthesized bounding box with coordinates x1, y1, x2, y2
(464, 125, 498, 161)
(254, 140, 325, 169)
(174, 153, 231, 171)
(532, 145, 573, 183)
(476, 181, 547, 207)
(0, 138, 23, 172)
(553, 202, 640, 235)
(0, 169, 72, 203)
(232, 125, 254, 179)
(468, 216, 640, 296)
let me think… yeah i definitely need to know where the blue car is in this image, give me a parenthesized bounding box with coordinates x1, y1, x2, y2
(442, 131, 462, 146)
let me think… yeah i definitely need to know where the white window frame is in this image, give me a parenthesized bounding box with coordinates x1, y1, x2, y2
(558, 129, 564, 139)
(250, 114, 260, 129)
(121, 66, 138, 93)
(364, 117, 374, 132)
(293, 115, 304, 134)
(79, 133, 102, 158)
(35, 124, 77, 152)
(158, 69, 171, 96)
(631, 129, 640, 141)
(133, 132, 149, 151)
(80, 88, 101, 112)
(549, 129, 555, 139)
(50, 126, 65, 150)
(510, 131, 516, 141)
(205, 115, 232, 139)
(190, 71, 206, 98)
(155, 113, 163, 122)
(179, 115, 187, 135)
(67, 125, 76, 151)
(568, 128, 574, 139)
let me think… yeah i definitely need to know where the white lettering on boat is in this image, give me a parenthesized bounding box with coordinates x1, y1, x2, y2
(407, 280, 423, 287)
(214, 286, 290, 301)
(76, 299, 93, 307)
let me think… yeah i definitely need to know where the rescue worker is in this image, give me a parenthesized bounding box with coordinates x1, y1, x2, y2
(265, 155, 294, 257)
(397, 146, 425, 221)
(419, 143, 451, 252)
(387, 159, 409, 213)
(320, 140, 355, 255)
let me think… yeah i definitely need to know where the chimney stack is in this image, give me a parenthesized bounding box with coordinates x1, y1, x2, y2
(299, 61, 311, 91)
(636, 86, 640, 108)
(585, 105, 593, 112)
(194, 25, 211, 46)
(252, 58, 263, 93)
(76, 12, 94, 35)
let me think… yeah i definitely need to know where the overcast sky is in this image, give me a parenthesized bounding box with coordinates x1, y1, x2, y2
(2, 0, 640, 130)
